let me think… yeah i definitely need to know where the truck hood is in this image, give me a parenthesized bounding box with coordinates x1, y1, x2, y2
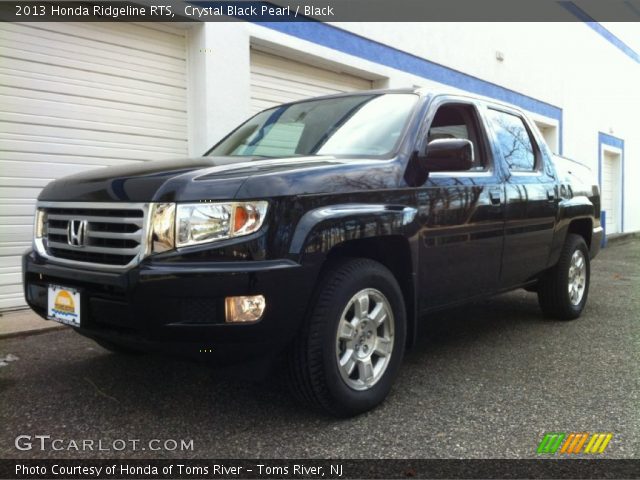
(38, 156, 402, 202)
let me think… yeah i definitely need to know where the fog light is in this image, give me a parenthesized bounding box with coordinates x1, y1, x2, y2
(225, 295, 266, 323)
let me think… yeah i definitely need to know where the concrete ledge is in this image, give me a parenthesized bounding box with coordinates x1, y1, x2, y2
(0, 309, 64, 339)
(607, 231, 640, 245)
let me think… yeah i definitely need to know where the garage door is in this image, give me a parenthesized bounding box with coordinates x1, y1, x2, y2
(250, 50, 373, 114)
(0, 23, 188, 309)
(601, 150, 622, 235)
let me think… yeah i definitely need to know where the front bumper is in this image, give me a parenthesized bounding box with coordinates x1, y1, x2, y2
(23, 250, 318, 362)
(591, 225, 603, 259)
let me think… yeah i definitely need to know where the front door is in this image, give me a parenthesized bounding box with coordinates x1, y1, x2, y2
(416, 100, 506, 310)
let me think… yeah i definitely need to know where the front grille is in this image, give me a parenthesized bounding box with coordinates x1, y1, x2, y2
(179, 298, 222, 324)
(41, 203, 147, 268)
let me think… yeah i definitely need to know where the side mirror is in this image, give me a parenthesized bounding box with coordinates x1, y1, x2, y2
(421, 138, 474, 172)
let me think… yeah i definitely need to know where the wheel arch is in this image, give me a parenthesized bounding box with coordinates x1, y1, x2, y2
(548, 196, 596, 268)
(289, 203, 419, 350)
(322, 236, 417, 351)
(567, 217, 593, 248)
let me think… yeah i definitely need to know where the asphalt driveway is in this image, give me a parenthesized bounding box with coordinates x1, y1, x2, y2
(1, 239, 638, 459)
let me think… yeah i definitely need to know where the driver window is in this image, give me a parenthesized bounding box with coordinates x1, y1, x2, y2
(428, 103, 486, 171)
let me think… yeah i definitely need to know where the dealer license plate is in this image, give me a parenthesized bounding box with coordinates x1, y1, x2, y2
(47, 285, 81, 327)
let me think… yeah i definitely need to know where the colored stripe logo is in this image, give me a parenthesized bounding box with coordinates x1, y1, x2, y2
(537, 433, 613, 455)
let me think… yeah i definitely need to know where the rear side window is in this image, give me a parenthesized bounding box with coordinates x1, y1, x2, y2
(488, 109, 536, 171)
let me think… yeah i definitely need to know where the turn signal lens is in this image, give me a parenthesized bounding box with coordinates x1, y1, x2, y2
(225, 295, 266, 323)
(150, 203, 176, 253)
(231, 202, 268, 236)
(34, 209, 46, 239)
(234, 205, 249, 233)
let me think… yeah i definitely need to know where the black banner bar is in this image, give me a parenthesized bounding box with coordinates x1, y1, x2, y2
(1, 0, 639, 22)
(2, 459, 640, 479)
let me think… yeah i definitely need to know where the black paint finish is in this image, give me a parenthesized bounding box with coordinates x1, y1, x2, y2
(25, 89, 601, 360)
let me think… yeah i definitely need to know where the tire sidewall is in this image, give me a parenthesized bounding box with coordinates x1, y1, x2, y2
(319, 262, 406, 415)
(561, 237, 591, 316)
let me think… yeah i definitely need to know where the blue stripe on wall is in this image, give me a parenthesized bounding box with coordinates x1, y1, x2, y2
(599, 132, 624, 151)
(561, 2, 640, 64)
(598, 132, 625, 233)
(258, 21, 564, 153)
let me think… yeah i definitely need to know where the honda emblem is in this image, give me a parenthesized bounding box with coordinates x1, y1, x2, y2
(67, 220, 87, 247)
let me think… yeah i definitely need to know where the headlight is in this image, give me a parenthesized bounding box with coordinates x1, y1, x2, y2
(175, 201, 268, 248)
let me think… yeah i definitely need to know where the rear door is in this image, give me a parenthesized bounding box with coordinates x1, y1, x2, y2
(416, 97, 506, 309)
(484, 107, 558, 288)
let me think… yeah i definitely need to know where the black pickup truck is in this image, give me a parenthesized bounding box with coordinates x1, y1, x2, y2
(23, 89, 602, 416)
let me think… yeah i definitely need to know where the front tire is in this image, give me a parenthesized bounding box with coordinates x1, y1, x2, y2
(288, 258, 406, 417)
(537, 233, 590, 320)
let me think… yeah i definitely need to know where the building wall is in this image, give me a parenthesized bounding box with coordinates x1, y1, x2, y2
(1, 20, 637, 310)
(187, 21, 639, 234)
(0, 22, 190, 309)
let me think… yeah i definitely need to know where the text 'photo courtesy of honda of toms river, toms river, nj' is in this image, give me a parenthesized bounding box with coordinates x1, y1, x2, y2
(24, 89, 602, 417)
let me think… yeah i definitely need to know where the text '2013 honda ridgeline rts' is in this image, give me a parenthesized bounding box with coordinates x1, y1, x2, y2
(24, 89, 602, 416)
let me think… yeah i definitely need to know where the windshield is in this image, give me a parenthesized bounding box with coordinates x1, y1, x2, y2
(207, 93, 419, 159)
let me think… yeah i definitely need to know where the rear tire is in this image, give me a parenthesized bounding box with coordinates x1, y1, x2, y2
(537, 234, 590, 320)
(288, 258, 406, 417)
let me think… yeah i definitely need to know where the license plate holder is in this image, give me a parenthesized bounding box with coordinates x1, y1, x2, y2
(47, 284, 81, 327)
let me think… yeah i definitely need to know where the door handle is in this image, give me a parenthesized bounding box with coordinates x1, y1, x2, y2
(489, 188, 502, 205)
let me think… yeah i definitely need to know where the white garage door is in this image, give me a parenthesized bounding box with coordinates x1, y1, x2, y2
(250, 50, 373, 114)
(0, 23, 188, 309)
(601, 150, 622, 235)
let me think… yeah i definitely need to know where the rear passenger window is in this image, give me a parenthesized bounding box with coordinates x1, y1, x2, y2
(488, 109, 536, 171)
